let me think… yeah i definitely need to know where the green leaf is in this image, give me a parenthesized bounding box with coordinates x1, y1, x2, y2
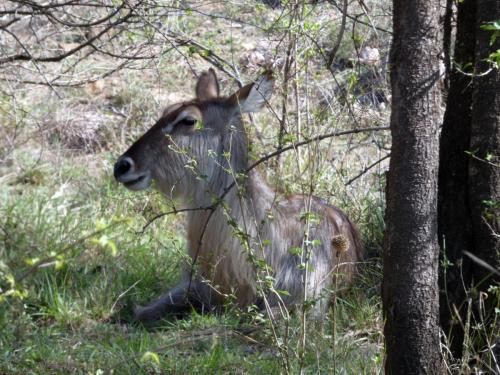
(480, 20, 500, 31)
(488, 49, 500, 65)
(277, 289, 291, 296)
(481, 21, 500, 45)
(262, 239, 271, 247)
(141, 351, 160, 365)
(289, 247, 303, 256)
(95, 218, 107, 230)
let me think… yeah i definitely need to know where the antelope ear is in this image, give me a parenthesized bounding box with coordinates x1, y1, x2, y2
(227, 71, 274, 113)
(195, 68, 219, 100)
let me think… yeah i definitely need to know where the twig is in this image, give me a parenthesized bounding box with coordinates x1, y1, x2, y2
(454, 63, 494, 78)
(166, 32, 243, 87)
(357, 0, 380, 40)
(0, 1, 135, 64)
(327, 0, 348, 69)
(466, 151, 500, 168)
(479, 292, 500, 374)
(109, 279, 141, 316)
(328, 0, 392, 34)
(246, 125, 390, 173)
(463, 251, 500, 277)
(139, 125, 390, 232)
(345, 153, 390, 185)
(139, 206, 212, 234)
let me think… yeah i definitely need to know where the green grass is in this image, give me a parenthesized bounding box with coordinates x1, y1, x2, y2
(0, 150, 383, 374)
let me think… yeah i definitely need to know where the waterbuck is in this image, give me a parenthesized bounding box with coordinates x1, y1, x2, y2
(114, 69, 364, 322)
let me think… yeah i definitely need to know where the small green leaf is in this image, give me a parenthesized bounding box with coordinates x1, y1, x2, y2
(289, 247, 303, 256)
(277, 289, 291, 296)
(95, 219, 107, 230)
(195, 120, 204, 130)
(141, 351, 160, 365)
(25, 257, 39, 266)
(480, 20, 500, 31)
(488, 49, 500, 65)
(481, 21, 500, 45)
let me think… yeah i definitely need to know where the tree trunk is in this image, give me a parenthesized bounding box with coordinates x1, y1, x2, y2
(438, 0, 499, 361)
(469, 0, 500, 304)
(438, 0, 476, 358)
(442, 0, 454, 91)
(383, 1, 443, 373)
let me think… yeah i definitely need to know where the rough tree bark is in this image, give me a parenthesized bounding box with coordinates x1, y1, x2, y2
(438, 0, 477, 358)
(383, 0, 443, 373)
(438, 0, 499, 360)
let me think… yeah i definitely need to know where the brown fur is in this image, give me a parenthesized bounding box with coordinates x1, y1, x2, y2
(114, 70, 364, 322)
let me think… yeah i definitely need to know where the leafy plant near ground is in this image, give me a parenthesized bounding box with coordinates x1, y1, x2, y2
(0, 153, 384, 374)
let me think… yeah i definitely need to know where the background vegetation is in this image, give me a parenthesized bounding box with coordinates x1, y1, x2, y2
(0, 1, 390, 373)
(3, 0, 496, 373)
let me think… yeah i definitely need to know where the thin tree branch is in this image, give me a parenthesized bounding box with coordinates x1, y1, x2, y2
(328, 0, 392, 35)
(247, 125, 390, 172)
(0, 1, 135, 64)
(327, 0, 348, 69)
(139, 125, 390, 232)
(345, 153, 390, 185)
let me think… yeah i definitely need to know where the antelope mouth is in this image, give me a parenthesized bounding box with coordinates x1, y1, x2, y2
(122, 173, 151, 190)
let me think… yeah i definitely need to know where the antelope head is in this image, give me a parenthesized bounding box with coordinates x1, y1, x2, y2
(113, 69, 274, 202)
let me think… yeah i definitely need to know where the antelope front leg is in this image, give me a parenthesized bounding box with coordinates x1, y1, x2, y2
(134, 281, 215, 322)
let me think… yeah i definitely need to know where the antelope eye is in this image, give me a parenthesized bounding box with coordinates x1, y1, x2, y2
(179, 117, 197, 126)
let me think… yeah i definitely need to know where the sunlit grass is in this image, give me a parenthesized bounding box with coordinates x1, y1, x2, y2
(0, 149, 384, 374)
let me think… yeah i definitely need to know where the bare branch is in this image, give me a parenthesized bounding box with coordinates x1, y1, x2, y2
(139, 125, 390, 232)
(0, 1, 135, 64)
(327, 0, 348, 69)
(345, 153, 390, 185)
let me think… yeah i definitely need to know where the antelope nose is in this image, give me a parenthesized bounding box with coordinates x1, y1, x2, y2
(114, 157, 134, 180)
